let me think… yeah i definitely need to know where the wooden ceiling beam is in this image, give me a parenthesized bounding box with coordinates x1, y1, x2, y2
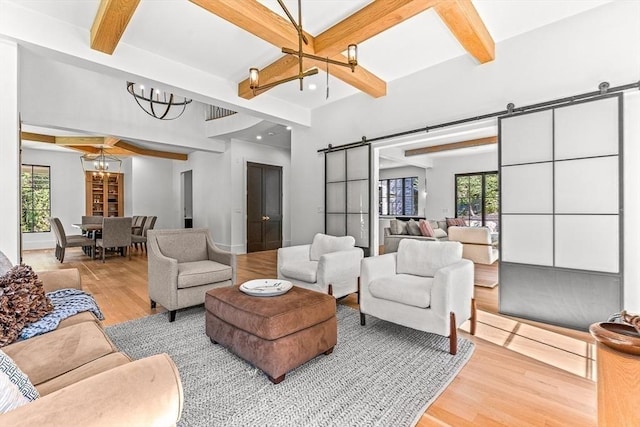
(405, 136, 496, 156)
(434, 0, 494, 63)
(189, 0, 315, 53)
(54, 136, 107, 146)
(115, 140, 188, 161)
(104, 136, 120, 147)
(20, 132, 55, 144)
(314, 0, 442, 58)
(90, 0, 141, 54)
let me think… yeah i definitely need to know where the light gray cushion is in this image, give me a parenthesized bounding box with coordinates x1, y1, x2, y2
(428, 220, 438, 230)
(177, 260, 232, 289)
(433, 228, 448, 239)
(406, 219, 422, 236)
(280, 261, 319, 283)
(156, 233, 208, 263)
(0, 350, 39, 401)
(396, 240, 462, 277)
(369, 274, 434, 308)
(437, 220, 448, 232)
(0, 371, 29, 413)
(389, 220, 408, 236)
(309, 234, 355, 261)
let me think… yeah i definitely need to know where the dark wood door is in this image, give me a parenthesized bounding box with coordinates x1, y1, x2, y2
(247, 162, 283, 253)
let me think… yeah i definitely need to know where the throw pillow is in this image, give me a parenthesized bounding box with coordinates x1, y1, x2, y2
(0, 265, 53, 347)
(0, 370, 29, 413)
(309, 233, 355, 261)
(406, 219, 422, 236)
(456, 218, 467, 226)
(397, 239, 463, 277)
(0, 350, 39, 401)
(389, 220, 408, 236)
(433, 228, 448, 239)
(418, 219, 435, 237)
(445, 217, 458, 227)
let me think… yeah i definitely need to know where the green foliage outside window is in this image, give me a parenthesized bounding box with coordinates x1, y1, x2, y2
(21, 165, 51, 233)
(455, 171, 499, 231)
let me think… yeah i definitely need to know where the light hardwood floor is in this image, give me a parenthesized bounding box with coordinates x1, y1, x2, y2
(23, 248, 596, 426)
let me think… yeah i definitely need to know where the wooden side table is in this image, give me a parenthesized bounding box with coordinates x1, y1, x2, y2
(590, 322, 640, 426)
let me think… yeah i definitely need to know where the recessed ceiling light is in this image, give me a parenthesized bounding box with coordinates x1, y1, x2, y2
(256, 135, 262, 140)
(268, 132, 275, 136)
(308, 83, 317, 91)
(286, 126, 292, 131)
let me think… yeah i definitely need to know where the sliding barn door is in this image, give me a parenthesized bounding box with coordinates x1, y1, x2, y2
(325, 144, 371, 256)
(499, 94, 623, 330)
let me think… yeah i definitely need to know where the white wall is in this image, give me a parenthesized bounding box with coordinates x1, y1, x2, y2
(425, 151, 497, 220)
(289, 1, 640, 308)
(0, 40, 20, 263)
(129, 156, 178, 230)
(20, 148, 86, 249)
(19, 51, 225, 154)
(290, 1, 640, 245)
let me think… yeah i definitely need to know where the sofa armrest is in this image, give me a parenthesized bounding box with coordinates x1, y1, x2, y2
(147, 237, 179, 307)
(0, 353, 183, 427)
(206, 238, 237, 284)
(277, 244, 311, 278)
(431, 259, 474, 324)
(317, 248, 364, 287)
(38, 269, 82, 292)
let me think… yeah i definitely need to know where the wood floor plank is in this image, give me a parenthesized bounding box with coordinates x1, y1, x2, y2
(22, 247, 596, 425)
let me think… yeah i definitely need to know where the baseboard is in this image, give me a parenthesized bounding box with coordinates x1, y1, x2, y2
(22, 239, 55, 251)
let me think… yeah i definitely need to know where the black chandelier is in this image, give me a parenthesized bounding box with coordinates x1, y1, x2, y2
(248, 0, 358, 94)
(127, 82, 192, 120)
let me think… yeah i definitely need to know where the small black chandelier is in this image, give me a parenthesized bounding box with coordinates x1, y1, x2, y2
(127, 82, 192, 120)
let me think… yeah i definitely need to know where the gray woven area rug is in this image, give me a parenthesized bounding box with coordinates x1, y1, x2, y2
(106, 305, 474, 427)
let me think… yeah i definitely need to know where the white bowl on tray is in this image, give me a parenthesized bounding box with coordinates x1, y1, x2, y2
(239, 279, 293, 297)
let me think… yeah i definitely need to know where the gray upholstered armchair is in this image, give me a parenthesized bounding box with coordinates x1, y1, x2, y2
(147, 228, 236, 322)
(360, 239, 476, 354)
(277, 233, 363, 299)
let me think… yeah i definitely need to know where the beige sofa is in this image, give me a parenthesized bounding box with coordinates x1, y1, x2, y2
(447, 226, 499, 265)
(383, 219, 449, 253)
(0, 253, 183, 426)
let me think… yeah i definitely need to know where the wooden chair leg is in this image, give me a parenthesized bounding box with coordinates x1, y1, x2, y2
(328, 284, 333, 296)
(60, 247, 65, 263)
(102, 247, 105, 263)
(470, 298, 477, 336)
(360, 312, 366, 325)
(356, 277, 361, 305)
(169, 310, 176, 322)
(449, 312, 458, 355)
(128, 246, 131, 260)
(150, 300, 156, 309)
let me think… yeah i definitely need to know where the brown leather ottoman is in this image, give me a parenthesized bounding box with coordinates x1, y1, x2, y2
(205, 285, 337, 384)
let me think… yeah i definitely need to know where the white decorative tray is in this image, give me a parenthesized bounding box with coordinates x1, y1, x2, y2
(239, 279, 293, 297)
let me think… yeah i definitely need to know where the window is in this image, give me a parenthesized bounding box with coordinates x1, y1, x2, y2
(455, 171, 499, 231)
(379, 177, 418, 216)
(21, 165, 51, 233)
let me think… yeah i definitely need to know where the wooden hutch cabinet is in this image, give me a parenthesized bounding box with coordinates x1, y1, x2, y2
(85, 172, 124, 217)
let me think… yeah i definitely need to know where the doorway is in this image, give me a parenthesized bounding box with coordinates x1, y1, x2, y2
(181, 170, 193, 228)
(246, 162, 282, 252)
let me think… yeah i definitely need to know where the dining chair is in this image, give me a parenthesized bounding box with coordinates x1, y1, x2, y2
(81, 215, 103, 239)
(132, 215, 147, 236)
(96, 217, 133, 263)
(132, 216, 157, 253)
(49, 217, 95, 263)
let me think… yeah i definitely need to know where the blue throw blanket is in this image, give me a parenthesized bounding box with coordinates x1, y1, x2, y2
(19, 289, 104, 340)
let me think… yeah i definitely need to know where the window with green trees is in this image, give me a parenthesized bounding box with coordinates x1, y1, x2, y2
(379, 177, 418, 216)
(21, 164, 51, 233)
(455, 171, 499, 231)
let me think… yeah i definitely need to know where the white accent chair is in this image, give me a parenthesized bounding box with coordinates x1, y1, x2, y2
(360, 239, 476, 354)
(447, 226, 499, 265)
(277, 233, 364, 299)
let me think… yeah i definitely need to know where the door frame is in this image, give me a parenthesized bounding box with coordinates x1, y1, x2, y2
(244, 159, 286, 253)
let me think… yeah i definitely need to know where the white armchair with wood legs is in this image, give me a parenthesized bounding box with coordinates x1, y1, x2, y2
(277, 233, 363, 299)
(359, 239, 477, 355)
